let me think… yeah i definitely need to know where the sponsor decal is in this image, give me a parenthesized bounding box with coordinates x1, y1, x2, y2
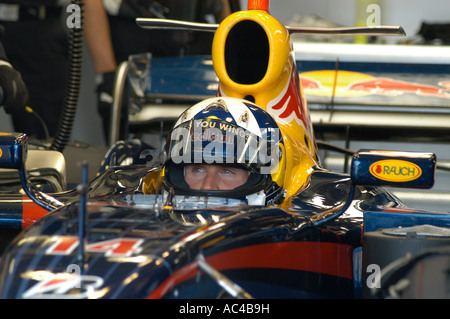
(300, 70, 450, 99)
(369, 159, 422, 182)
(22, 272, 104, 299)
(46, 236, 143, 257)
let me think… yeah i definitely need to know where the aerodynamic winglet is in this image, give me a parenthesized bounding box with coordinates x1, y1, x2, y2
(136, 18, 405, 38)
(287, 25, 406, 36)
(136, 18, 218, 32)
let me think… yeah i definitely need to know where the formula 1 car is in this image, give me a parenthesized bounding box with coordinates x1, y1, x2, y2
(0, 0, 449, 299)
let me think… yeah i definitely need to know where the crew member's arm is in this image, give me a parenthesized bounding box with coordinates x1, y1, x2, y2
(83, 0, 117, 73)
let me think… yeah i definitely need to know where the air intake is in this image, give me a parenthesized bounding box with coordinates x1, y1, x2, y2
(225, 20, 269, 85)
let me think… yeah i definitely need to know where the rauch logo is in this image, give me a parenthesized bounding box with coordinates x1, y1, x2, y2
(369, 160, 422, 182)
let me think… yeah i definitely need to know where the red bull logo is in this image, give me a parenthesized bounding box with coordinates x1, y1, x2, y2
(369, 159, 422, 182)
(300, 70, 450, 99)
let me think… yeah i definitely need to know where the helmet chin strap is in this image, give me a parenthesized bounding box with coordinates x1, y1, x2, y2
(162, 187, 266, 206)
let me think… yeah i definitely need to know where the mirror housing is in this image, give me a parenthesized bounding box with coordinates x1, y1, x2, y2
(0, 133, 27, 170)
(351, 150, 436, 189)
(0, 133, 63, 211)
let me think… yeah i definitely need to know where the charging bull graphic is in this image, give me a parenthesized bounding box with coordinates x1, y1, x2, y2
(300, 70, 450, 99)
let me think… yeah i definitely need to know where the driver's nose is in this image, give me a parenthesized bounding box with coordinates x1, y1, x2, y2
(200, 172, 219, 190)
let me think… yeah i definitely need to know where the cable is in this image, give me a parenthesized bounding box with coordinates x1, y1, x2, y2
(50, 0, 84, 152)
(25, 106, 50, 140)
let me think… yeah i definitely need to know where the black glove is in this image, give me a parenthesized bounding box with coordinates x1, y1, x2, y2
(0, 64, 29, 114)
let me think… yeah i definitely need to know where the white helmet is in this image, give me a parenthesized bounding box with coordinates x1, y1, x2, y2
(162, 97, 286, 206)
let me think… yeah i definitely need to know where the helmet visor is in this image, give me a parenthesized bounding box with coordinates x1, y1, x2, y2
(166, 118, 282, 174)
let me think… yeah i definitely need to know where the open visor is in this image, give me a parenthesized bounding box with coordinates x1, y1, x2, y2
(166, 118, 282, 173)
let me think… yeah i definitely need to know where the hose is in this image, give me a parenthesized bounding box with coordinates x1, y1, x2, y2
(50, 0, 84, 152)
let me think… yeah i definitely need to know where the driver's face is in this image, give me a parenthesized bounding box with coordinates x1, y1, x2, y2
(184, 164, 249, 190)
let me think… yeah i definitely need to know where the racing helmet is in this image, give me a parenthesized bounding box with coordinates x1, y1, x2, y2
(162, 97, 286, 206)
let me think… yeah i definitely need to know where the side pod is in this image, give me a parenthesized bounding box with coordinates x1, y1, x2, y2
(351, 150, 445, 299)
